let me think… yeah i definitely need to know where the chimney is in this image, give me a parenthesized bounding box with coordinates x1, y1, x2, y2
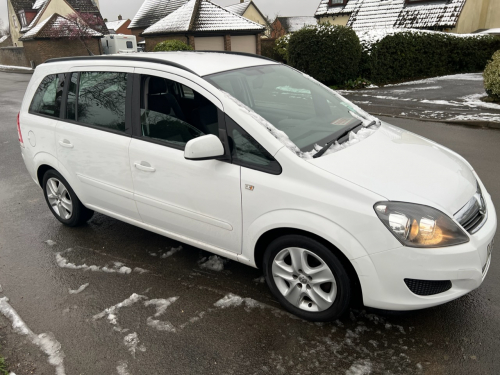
(104, 18, 108, 22)
(240, 0, 244, 3)
(118, 15, 122, 20)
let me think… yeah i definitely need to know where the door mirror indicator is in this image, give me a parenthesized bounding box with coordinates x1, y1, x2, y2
(184, 135, 225, 161)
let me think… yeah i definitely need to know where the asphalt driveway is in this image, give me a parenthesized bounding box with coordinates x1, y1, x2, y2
(0, 72, 499, 375)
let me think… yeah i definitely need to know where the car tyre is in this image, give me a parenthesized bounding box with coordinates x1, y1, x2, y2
(263, 235, 351, 322)
(42, 169, 94, 227)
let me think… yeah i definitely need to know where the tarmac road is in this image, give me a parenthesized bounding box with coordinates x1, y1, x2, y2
(0, 71, 499, 375)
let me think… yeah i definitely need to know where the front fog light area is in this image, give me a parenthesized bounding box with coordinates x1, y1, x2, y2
(375, 202, 469, 248)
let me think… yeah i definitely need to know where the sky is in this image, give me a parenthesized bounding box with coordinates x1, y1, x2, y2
(0, 0, 319, 28)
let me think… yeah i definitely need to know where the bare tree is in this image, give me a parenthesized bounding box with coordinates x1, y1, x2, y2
(52, 13, 105, 56)
(0, 19, 10, 36)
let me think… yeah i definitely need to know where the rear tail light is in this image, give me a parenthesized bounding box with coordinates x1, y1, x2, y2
(17, 112, 24, 146)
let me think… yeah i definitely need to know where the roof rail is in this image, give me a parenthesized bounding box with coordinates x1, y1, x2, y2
(43, 55, 199, 75)
(192, 50, 277, 63)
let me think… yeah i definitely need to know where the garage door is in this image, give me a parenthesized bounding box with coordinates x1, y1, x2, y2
(195, 37, 225, 51)
(231, 35, 257, 54)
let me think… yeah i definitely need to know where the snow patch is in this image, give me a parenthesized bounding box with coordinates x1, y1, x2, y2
(69, 283, 89, 295)
(93, 294, 147, 323)
(44, 240, 57, 246)
(198, 255, 228, 272)
(0, 64, 33, 71)
(133, 267, 149, 274)
(56, 249, 132, 274)
(346, 359, 372, 375)
(161, 246, 183, 259)
(253, 276, 265, 284)
(123, 333, 146, 357)
(116, 361, 130, 375)
(0, 296, 66, 375)
(144, 297, 179, 332)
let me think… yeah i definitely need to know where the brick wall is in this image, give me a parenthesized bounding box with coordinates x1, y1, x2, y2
(130, 28, 146, 42)
(23, 38, 101, 67)
(0, 47, 31, 67)
(143, 35, 188, 52)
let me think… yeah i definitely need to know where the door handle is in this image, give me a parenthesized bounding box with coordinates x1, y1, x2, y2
(59, 139, 74, 148)
(134, 162, 156, 172)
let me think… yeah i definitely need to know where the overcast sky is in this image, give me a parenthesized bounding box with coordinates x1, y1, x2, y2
(0, 0, 319, 29)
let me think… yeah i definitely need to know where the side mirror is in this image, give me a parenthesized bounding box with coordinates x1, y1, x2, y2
(184, 135, 225, 161)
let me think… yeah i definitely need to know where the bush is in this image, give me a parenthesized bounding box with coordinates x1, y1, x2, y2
(288, 24, 362, 86)
(153, 40, 193, 52)
(274, 34, 290, 63)
(362, 31, 500, 85)
(484, 50, 500, 100)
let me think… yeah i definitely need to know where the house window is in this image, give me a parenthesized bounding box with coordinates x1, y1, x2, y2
(19, 11, 27, 27)
(12, 14, 18, 29)
(329, 0, 347, 6)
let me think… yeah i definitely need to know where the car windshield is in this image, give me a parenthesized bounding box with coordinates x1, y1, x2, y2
(205, 64, 369, 152)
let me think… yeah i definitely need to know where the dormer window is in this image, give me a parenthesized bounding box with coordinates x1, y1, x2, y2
(329, 0, 348, 6)
(19, 10, 27, 27)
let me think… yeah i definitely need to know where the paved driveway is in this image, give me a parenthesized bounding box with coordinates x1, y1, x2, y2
(0, 72, 499, 375)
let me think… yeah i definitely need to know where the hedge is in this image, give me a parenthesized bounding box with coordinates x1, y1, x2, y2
(484, 50, 500, 100)
(288, 24, 361, 86)
(364, 31, 500, 85)
(154, 40, 193, 52)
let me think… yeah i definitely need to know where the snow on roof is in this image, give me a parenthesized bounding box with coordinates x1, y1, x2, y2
(277, 17, 317, 33)
(0, 35, 8, 44)
(129, 0, 189, 29)
(225, 1, 251, 16)
(315, 0, 467, 30)
(143, 0, 265, 35)
(106, 19, 129, 32)
(33, 0, 48, 9)
(20, 13, 102, 40)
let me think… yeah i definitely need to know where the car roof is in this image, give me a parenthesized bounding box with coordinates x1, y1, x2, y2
(44, 51, 278, 77)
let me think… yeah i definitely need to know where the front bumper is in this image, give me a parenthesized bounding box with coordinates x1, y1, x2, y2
(353, 193, 497, 311)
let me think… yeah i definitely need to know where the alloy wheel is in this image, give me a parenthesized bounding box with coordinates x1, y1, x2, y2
(46, 177, 73, 220)
(271, 247, 337, 312)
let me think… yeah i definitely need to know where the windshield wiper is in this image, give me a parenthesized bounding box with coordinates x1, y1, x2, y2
(313, 120, 364, 159)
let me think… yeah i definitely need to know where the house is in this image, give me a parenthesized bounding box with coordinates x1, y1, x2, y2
(19, 13, 102, 66)
(270, 16, 317, 38)
(142, 0, 265, 54)
(315, 0, 500, 34)
(225, 0, 269, 35)
(106, 15, 132, 35)
(7, 0, 107, 47)
(128, 0, 190, 42)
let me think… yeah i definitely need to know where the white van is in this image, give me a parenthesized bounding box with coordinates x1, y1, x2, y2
(101, 34, 137, 54)
(18, 52, 496, 321)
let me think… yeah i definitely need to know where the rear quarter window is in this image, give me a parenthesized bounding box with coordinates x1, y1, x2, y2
(29, 74, 65, 118)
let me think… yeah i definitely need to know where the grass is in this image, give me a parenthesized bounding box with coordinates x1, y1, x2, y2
(0, 356, 8, 375)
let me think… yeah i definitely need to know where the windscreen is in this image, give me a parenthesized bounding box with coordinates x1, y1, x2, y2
(205, 65, 366, 152)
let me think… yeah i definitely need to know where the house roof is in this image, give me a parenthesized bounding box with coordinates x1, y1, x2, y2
(106, 19, 129, 32)
(143, 0, 265, 35)
(0, 35, 9, 44)
(276, 16, 317, 33)
(315, 0, 467, 30)
(19, 13, 102, 40)
(225, 1, 251, 16)
(129, 0, 189, 29)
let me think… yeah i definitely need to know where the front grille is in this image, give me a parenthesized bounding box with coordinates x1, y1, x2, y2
(454, 183, 487, 234)
(404, 279, 452, 296)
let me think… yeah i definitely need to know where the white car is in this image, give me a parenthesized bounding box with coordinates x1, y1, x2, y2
(18, 52, 496, 321)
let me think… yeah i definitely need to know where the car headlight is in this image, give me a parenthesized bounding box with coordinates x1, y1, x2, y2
(374, 202, 469, 248)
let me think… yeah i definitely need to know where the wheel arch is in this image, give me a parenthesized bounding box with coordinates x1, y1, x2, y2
(254, 227, 364, 307)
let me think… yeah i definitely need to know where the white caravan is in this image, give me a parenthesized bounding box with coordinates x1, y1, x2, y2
(101, 34, 137, 54)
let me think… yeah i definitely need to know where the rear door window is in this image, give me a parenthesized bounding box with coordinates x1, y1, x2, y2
(76, 72, 128, 132)
(29, 74, 65, 118)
